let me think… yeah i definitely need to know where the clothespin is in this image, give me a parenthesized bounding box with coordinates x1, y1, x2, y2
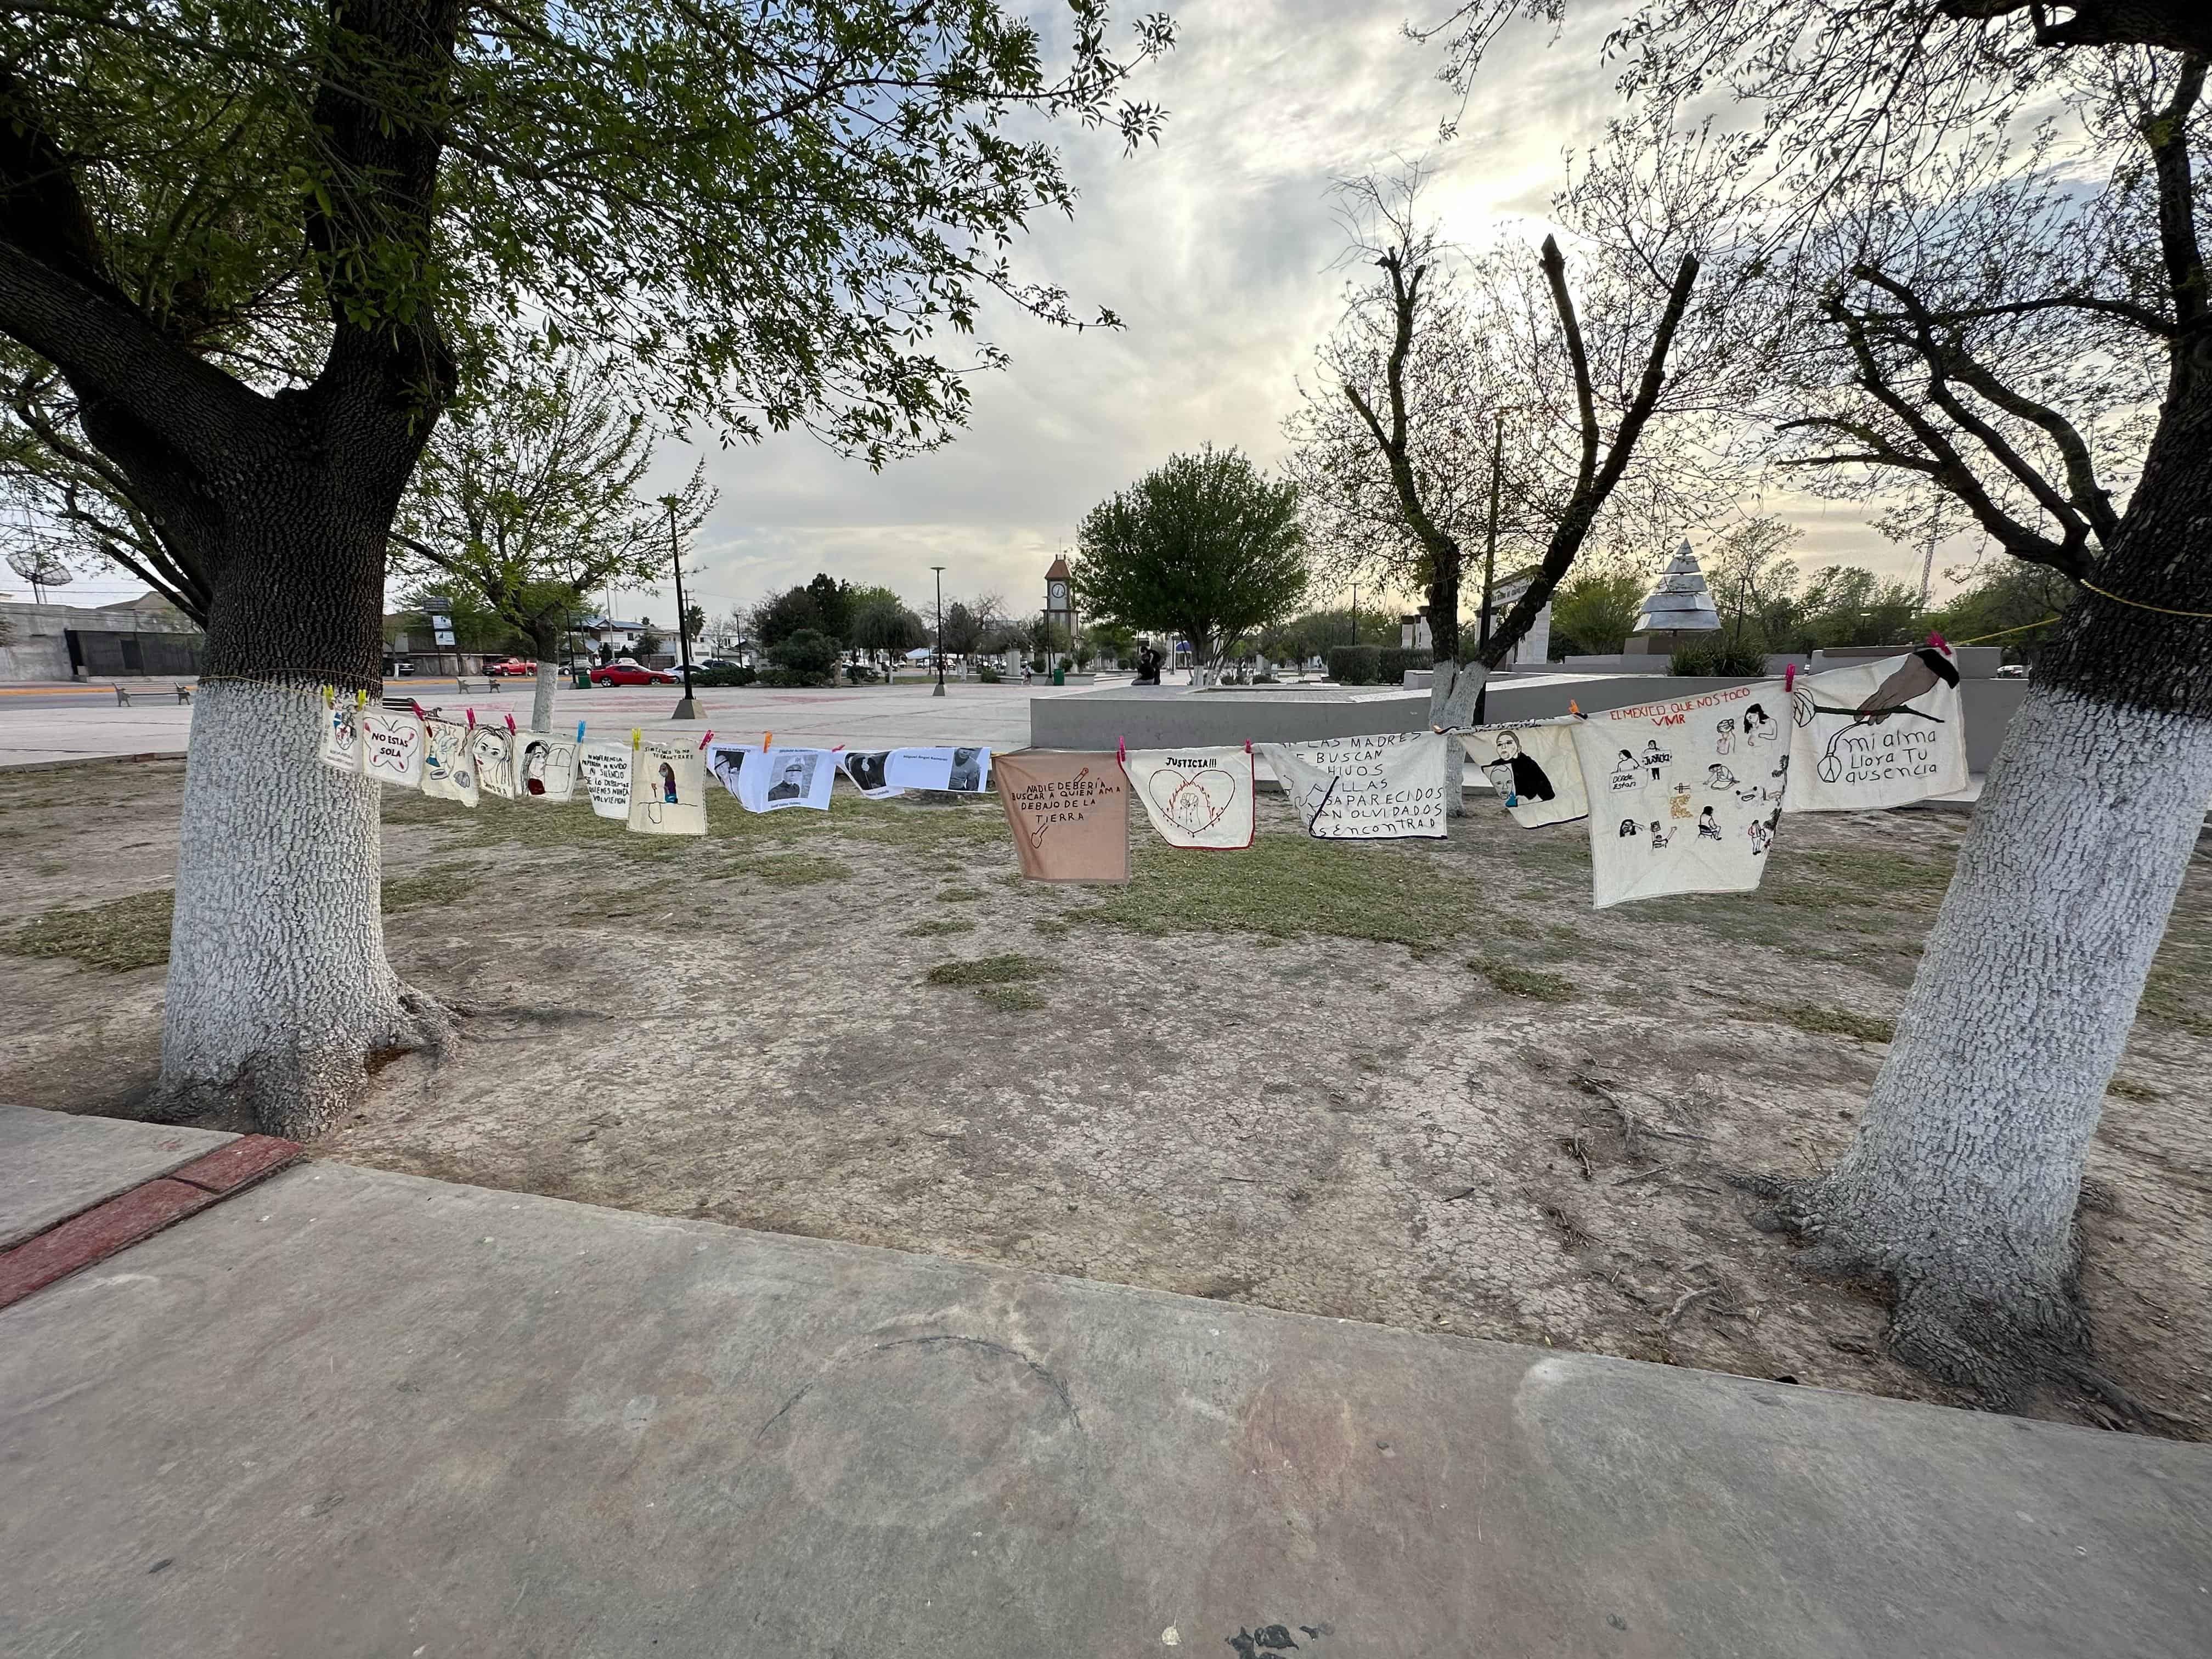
(761, 730, 771, 751)
(1244, 737, 1252, 755)
(697, 728, 714, 751)
(355, 688, 367, 708)
(1568, 699, 1581, 716)
(466, 707, 476, 730)
(410, 700, 426, 721)
(1784, 664, 1796, 693)
(1927, 629, 1949, 651)
(630, 726, 641, 750)
(1116, 736, 1125, 761)
(575, 720, 586, 743)
(504, 712, 515, 733)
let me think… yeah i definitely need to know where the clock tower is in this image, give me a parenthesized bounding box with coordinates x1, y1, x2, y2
(1043, 555, 1076, 653)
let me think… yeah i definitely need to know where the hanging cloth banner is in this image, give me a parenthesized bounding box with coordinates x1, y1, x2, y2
(738, 746, 837, 812)
(706, 741, 757, 800)
(993, 751, 1131, 882)
(360, 710, 426, 788)
(1569, 681, 1790, 909)
(579, 742, 633, 820)
(512, 731, 579, 802)
(1784, 645, 1968, 812)
(470, 726, 518, 800)
(419, 717, 479, 806)
(318, 692, 363, 776)
(628, 739, 707, 835)
(841, 746, 993, 799)
(1457, 718, 1587, 827)
(1122, 745, 1255, 849)
(1261, 731, 1449, 840)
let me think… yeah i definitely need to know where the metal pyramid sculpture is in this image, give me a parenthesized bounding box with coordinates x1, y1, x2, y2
(1632, 539, 1721, 633)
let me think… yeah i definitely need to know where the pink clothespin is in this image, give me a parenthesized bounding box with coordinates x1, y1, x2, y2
(1116, 736, 1126, 761)
(1784, 664, 1796, 693)
(410, 700, 426, 720)
(1927, 630, 1949, 651)
(504, 712, 515, 733)
(697, 728, 714, 751)
(466, 707, 476, 730)
(1244, 737, 1252, 755)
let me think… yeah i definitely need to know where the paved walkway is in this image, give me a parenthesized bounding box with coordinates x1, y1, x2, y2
(0, 681, 1091, 768)
(3, 1104, 2207, 1657)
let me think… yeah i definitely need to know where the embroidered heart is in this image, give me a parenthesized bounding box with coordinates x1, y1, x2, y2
(1147, 766, 1237, 837)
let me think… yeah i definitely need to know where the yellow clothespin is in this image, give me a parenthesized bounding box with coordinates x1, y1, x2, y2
(356, 688, 367, 707)
(630, 726, 641, 750)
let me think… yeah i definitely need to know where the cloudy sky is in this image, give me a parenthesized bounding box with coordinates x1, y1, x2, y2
(45, 2, 1968, 618)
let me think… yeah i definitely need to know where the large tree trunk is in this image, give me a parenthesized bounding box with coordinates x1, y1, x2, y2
(530, 627, 561, 732)
(1782, 684, 2212, 1400)
(139, 426, 453, 1138)
(1773, 318, 2212, 1407)
(1427, 659, 1486, 818)
(156, 681, 450, 1137)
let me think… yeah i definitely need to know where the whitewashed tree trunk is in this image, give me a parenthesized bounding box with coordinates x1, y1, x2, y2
(1428, 659, 1488, 817)
(530, 659, 560, 732)
(152, 682, 450, 1138)
(1788, 682, 2212, 1401)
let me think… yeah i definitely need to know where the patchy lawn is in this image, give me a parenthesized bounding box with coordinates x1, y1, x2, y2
(3, 754, 2208, 1438)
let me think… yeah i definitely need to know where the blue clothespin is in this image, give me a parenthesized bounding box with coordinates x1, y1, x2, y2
(575, 720, 586, 743)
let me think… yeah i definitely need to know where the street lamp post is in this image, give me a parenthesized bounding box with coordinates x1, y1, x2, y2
(667, 498, 699, 720)
(931, 565, 946, 698)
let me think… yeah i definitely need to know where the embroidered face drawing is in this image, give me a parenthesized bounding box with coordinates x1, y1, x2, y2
(1611, 749, 1638, 791)
(1491, 731, 1556, 803)
(659, 761, 679, 803)
(522, 740, 551, 795)
(1745, 703, 1778, 744)
(1649, 821, 1671, 848)
(1705, 763, 1739, 790)
(1643, 738, 1669, 780)
(1697, 805, 1722, 839)
(1747, 819, 1775, 854)
(1618, 819, 1641, 839)
(1715, 716, 1736, 755)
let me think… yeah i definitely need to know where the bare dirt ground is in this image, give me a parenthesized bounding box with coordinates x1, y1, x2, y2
(4, 753, 2208, 1437)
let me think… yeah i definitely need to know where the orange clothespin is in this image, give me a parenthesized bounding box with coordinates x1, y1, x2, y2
(1568, 699, 1581, 716)
(761, 730, 771, 751)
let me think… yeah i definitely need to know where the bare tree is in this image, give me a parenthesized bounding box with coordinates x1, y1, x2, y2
(1425, 1, 2212, 1410)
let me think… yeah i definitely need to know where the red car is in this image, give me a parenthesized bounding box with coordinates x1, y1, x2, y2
(589, 659, 680, 686)
(485, 657, 539, 678)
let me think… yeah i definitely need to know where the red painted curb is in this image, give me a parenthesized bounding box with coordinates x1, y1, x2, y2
(169, 1135, 303, 1195)
(0, 1137, 304, 1312)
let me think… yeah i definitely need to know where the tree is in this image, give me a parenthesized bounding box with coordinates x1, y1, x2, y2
(682, 603, 708, 654)
(0, 0, 1172, 1137)
(1424, 0, 2212, 1409)
(1289, 159, 1713, 804)
(391, 348, 713, 728)
(1704, 517, 1803, 654)
(938, 594, 1005, 665)
(846, 586, 928, 672)
(1932, 559, 2073, 661)
(1547, 569, 1646, 656)
(1071, 445, 1310, 684)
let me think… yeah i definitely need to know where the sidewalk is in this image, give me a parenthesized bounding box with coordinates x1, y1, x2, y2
(3, 1105, 2207, 1657)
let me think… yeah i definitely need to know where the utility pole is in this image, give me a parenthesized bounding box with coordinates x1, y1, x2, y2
(931, 565, 946, 698)
(666, 498, 699, 720)
(1479, 408, 1504, 655)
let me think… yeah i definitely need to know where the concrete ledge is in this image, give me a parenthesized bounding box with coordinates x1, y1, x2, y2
(1035, 675, 2030, 772)
(0, 1104, 235, 1249)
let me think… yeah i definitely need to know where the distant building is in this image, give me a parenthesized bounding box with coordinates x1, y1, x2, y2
(0, 596, 202, 684)
(1397, 582, 1554, 668)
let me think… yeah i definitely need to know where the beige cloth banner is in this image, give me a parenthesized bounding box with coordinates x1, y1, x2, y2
(628, 740, 707, 836)
(1458, 718, 1587, 828)
(1122, 746, 1256, 850)
(1784, 645, 1968, 812)
(994, 751, 1130, 882)
(420, 717, 479, 806)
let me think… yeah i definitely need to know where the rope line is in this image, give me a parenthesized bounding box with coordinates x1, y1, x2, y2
(1955, 614, 2060, 644)
(2079, 580, 2212, 620)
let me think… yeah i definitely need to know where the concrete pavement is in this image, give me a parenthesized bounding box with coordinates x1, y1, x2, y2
(3, 1107, 2208, 1658)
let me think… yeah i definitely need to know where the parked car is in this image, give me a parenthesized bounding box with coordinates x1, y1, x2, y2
(486, 657, 539, 677)
(589, 659, 680, 686)
(1995, 663, 2030, 679)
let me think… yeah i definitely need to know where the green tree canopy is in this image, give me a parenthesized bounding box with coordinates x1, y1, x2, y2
(1072, 445, 1310, 676)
